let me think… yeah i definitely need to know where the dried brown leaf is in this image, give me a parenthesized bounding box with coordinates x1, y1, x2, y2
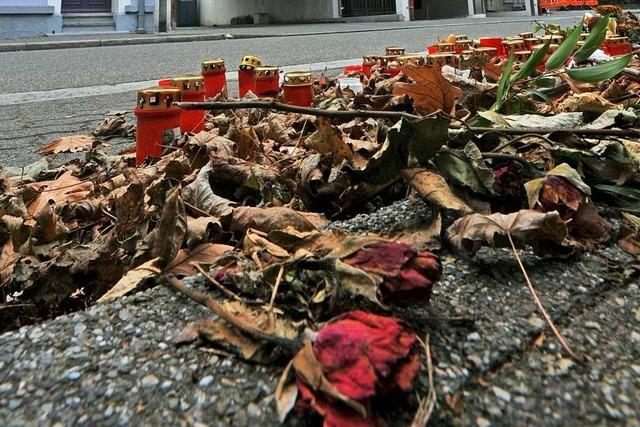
(136, 186, 187, 266)
(27, 171, 94, 217)
(403, 168, 473, 214)
(231, 206, 327, 235)
(446, 210, 570, 257)
(306, 117, 353, 163)
(40, 135, 95, 154)
(97, 258, 161, 303)
(393, 64, 462, 114)
(165, 243, 234, 277)
(34, 201, 68, 244)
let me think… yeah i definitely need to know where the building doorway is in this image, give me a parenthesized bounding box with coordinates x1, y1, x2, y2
(61, 0, 112, 13)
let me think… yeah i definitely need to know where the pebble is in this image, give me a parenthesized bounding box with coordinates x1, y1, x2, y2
(65, 369, 81, 381)
(247, 402, 261, 418)
(467, 332, 481, 342)
(141, 375, 159, 388)
(0, 383, 13, 394)
(493, 386, 511, 403)
(527, 317, 545, 329)
(199, 375, 214, 388)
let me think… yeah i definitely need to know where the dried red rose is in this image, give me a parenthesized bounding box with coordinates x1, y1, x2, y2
(535, 175, 612, 242)
(294, 310, 421, 427)
(342, 241, 442, 305)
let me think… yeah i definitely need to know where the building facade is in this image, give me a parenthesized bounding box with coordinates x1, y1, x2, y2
(0, 0, 158, 38)
(0, 0, 538, 39)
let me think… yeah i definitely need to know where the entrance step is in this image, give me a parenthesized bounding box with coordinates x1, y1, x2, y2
(62, 13, 116, 33)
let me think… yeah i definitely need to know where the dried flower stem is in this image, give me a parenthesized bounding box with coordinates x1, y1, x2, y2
(411, 334, 436, 427)
(506, 233, 578, 359)
(268, 266, 285, 312)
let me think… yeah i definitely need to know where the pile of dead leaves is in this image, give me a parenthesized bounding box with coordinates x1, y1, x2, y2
(2, 19, 640, 425)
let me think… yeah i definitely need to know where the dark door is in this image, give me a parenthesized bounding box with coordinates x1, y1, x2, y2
(62, 0, 111, 13)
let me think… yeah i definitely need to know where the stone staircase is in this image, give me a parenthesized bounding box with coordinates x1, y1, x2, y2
(62, 13, 116, 34)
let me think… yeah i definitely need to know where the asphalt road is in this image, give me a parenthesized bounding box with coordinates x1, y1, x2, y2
(0, 15, 580, 168)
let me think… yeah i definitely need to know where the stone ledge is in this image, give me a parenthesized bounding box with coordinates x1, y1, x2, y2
(0, 6, 55, 15)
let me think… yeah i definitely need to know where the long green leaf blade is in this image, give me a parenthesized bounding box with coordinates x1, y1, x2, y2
(565, 54, 631, 83)
(573, 17, 610, 63)
(546, 21, 583, 71)
(492, 54, 515, 111)
(511, 40, 550, 84)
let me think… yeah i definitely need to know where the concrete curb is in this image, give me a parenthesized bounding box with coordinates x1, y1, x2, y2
(0, 14, 592, 53)
(0, 33, 228, 52)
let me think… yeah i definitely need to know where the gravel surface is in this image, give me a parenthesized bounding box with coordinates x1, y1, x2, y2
(0, 199, 638, 426)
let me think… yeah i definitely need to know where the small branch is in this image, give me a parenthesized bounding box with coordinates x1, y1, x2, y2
(470, 126, 640, 137)
(194, 264, 244, 302)
(506, 233, 578, 360)
(175, 100, 421, 121)
(176, 100, 640, 138)
(164, 275, 300, 351)
(490, 133, 557, 152)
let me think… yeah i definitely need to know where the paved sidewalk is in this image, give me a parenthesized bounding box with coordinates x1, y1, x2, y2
(0, 202, 637, 426)
(0, 11, 587, 53)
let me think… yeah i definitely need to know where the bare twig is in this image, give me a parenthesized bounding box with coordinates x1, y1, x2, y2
(411, 334, 437, 427)
(176, 100, 421, 121)
(194, 264, 244, 302)
(506, 233, 578, 360)
(470, 126, 640, 137)
(176, 100, 640, 137)
(490, 133, 557, 152)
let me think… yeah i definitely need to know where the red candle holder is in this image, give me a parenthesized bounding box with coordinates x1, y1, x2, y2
(283, 71, 313, 107)
(386, 46, 406, 56)
(238, 55, 262, 98)
(254, 66, 280, 97)
(480, 37, 505, 58)
(397, 55, 426, 67)
(134, 87, 181, 166)
(362, 55, 380, 77)
(524, 37, 539, 50)
(201, 58, 227, 98)
(170, 75, 206, 134)
(605, 36, 632, 57)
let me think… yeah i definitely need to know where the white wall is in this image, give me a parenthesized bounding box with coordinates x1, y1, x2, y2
(396, 0, 410, 21)
(200, 0, 338, 26)
(0, 0, 46, 4)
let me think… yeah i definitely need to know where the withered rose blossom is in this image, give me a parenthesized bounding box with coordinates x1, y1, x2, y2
(536, 175, 612, 241)
(295, 311, 421, 427)
(342, 241, 442, 305)
(491, 163, 527, 213)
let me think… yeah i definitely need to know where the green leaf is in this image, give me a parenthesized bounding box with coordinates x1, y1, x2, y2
(546, 21, 583, 71)
(573, 17, 610, 63)
(492, 54, 515, 112)
(527, 89, 552, 103)
(565, 55, 631, 83)
(511, 40, 550, 84)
